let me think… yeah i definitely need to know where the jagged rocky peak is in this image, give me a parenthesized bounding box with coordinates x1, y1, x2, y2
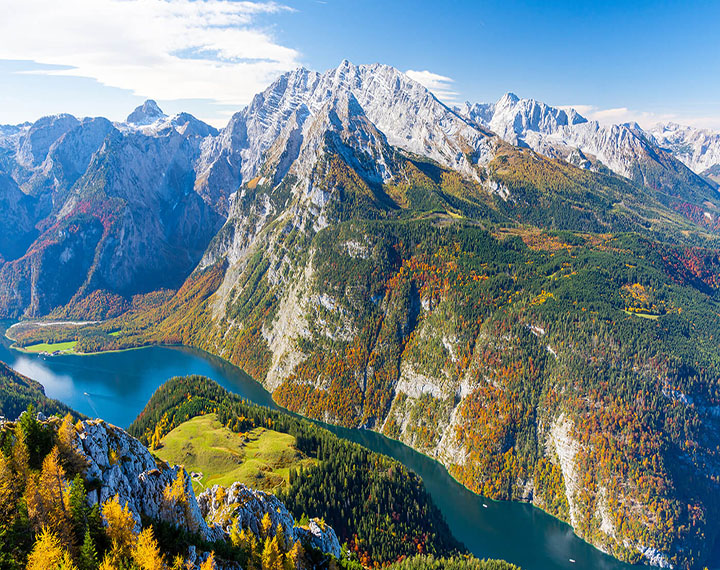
(218, 59, 492, 183)
(17, 113, 81, 167)
(649, 121, 720, 176)
(126, 99, 167, 125)
(480, 92, 588, 141)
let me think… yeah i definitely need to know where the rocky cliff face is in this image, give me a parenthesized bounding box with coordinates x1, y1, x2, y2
(5, 61, 720, 568)
(649, 122, 720, 182)
(199, 483, 341, 558)
(0, 103, 228, 318)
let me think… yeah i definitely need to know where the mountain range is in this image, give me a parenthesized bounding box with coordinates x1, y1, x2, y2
(3, 61, 720, 568)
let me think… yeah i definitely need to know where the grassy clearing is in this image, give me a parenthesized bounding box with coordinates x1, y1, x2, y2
(154, 413, 315, 494)
(622, 309, 660, 320)
(20, 340, 78, 354)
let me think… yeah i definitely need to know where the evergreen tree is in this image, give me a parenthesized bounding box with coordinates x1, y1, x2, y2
(68, 474, 89, 543)
(78, 530, 99, 570)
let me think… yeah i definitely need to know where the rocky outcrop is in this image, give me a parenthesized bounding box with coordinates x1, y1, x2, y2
(199, 483, 341, 558)
(75, 419, 223, 541)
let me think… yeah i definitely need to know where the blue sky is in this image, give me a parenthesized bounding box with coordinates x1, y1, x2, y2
(0, 0, 718, 129)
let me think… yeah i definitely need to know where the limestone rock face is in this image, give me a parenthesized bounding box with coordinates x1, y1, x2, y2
(198, 483, 341, 558)
(75, 419, 223, 542)
(295, 519, 341, 559)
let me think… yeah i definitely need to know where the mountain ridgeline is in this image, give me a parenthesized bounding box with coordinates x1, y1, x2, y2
(4, 61, 720, 568)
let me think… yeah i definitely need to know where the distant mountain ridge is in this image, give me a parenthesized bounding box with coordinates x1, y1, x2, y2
(458, 94, 719, 198)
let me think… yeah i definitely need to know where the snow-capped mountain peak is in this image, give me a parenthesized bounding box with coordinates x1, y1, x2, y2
(648, 122, 720, 181)
(203, 61, 493, 187)
(459, 91, 715, 193)
(126, 99, 167, 125)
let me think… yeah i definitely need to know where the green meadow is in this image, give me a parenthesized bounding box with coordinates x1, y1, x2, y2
(154, 413, 315, 494)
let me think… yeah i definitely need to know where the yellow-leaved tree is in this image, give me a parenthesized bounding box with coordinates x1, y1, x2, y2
(162, 469, 196, 531)
(102, 494, 137, 560)
(260, 512, 273, 539)
(133, 526, 167, 570)
(200, 552, 217, 570)
(287, 540, 305, 570)
(26, 527, 67, 570)
(57, 414, 87, 474)
(25, 446, 73, 546)
(0, 452, 15, 529)
(261, 536, 283, 570)
(12, 426, 29, 482)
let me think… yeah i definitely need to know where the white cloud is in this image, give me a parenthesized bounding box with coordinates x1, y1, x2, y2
(405, 69, 459, 105)
(559, 103, 720, 131)
(0, 0, 300, 110)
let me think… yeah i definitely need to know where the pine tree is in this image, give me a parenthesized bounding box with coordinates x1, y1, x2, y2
(133, 526, 166, 570)
(68, 474, 89, 543)
(19, 404, 51, 468)
(27, 527, 65, 570)
(78, 529, 99, 570)
(87, 503, 106, 555)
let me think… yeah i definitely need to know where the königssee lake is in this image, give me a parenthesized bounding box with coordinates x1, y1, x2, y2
(0, 321, 642, 570)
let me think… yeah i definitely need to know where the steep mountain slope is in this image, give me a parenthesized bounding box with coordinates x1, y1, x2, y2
(0, 360, 74, 420)
(0, 380, 345, 569)
(0, 103, 227, 318)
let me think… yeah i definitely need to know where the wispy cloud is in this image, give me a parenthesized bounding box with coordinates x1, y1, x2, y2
(405, 69, 459, 105)
(0, 0, 300, 110)
(559, 104, 720, 131)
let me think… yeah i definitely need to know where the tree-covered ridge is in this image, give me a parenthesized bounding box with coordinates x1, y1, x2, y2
(129, 375, 463, 565)
(0, 361, 75, 420)
(388, 555, 520, 570)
